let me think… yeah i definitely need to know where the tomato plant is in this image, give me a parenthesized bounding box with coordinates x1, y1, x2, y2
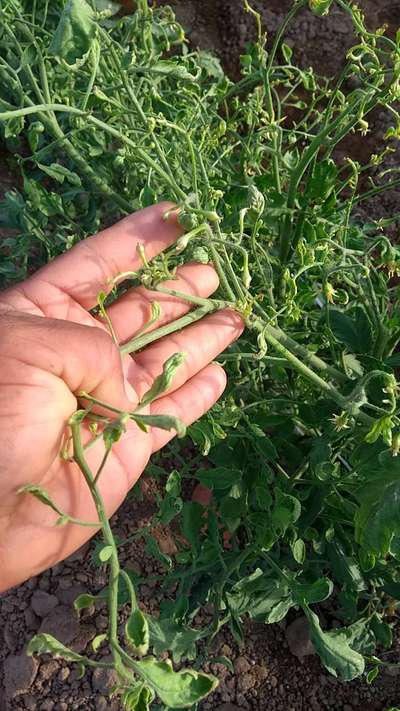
(2, 0, 400, 707)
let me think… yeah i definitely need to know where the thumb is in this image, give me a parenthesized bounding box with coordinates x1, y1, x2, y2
(0, 309, 135, 414)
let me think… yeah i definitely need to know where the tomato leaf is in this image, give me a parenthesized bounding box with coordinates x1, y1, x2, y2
(125, 609, 150, 657)
(304, 608, 365, 680)
(49, 0, 96, 66)
(133, 658, 218, 707)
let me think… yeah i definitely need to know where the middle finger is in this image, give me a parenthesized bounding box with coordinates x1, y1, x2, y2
(126, 308, 244, 400)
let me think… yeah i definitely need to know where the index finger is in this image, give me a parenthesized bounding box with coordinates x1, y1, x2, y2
(25, 202, 181, 310)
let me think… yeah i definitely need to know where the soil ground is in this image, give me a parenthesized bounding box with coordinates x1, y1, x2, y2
(1, 2, 400, 710)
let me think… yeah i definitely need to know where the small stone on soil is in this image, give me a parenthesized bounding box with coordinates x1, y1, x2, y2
(38, 605, 80, 646)
(234, 656, 251, 674)
(91, 666, 118, 695)
(285, 616, 315, 661)
(30, 590, 59, 618)
(4, 654, 39, 698)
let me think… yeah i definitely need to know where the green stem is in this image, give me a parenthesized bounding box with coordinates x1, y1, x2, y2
(214, 221, 245, 300)
(81, 40, 100, 111)
(70, 417, 122, 669)
(0, 103, 186, 204)
(261, 325, 372, 424)
(262, 0, 306, 192)
(204, 224, 236, 302)
(120, 570, 138, 610)
(94, 447, 113, 486)
(353, 178, 400, 205)
(63, 515, 100, 527)
(251, 306, 348, 383)
(156, 118, 200, 207)
(154, 285, 231, 310)
(120, 303, 217, 354)
(105, 37, 179, 191)
(279, 97, 365, 267)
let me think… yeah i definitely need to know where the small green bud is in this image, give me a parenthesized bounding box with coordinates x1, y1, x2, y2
(216, 119, 227, 138)
(190, 245, 209, 264)
(113, 154, 125, 169)
(358, 118, 369, 136)
(178, 211, 198, 231)
(175, 233, 191, 253)
(28, 121, 45, 151)
(30, 120, 44, 134)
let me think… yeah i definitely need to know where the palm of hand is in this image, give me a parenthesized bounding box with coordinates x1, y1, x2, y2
(0, 204, 242, 591)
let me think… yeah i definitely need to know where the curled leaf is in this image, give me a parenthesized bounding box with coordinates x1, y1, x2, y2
(18, 484, 64, 516)
(125, 608, 150, 657)
(92, 633, 107, 653)
(74, 593, 97, 611)
(139, 353, 185, 407)
(98, 545, 113, 562)
(134, 657, 218, 707)
(131, 413, 186, 438)
(27, 633, 85, 663)
(38, 163, 81, 186)
(308, 0, 333, 16)
(304, 608, 365, 680)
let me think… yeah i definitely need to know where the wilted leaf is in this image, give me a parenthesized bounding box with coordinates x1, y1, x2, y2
(370, 614, 392, 649)
(132, 413, 186, 438)
(140, 353, 185, 407)
(208, 656, 234, 672)
(196, 50, 224, 78)
(74, 593, 97, 611)
(293, 578, 333, 605)
(49, 0, 96, 66)
(147, 616, 205, 663)
(18, 484, 64, 516)
(126, 609, 149, 657)
(92, 633, 107, 652)
(98, 545, 113, 562)
(134, 658, 218, 707)
(27, 633, 86, 663)
(327, 542, 366, 592)
(266, 597, 293, 623)
(38, 163, 81, 186)
(227, 572, 290, 621)
(304, 608, 365, 680)
(143, 531, 172, 569)
(308, 0, 333, 16)
(121, 684, 154, 711)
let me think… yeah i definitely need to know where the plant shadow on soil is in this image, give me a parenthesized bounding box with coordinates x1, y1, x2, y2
(1, 1, 400, 710)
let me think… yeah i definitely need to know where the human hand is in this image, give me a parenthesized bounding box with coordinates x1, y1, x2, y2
(0, 203, 243, 592)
